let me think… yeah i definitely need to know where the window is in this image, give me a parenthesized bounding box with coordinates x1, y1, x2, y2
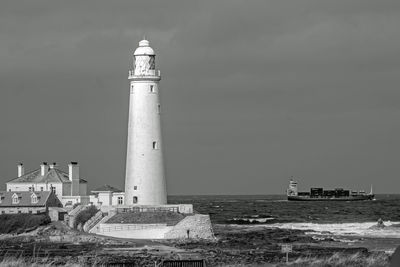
(28, 210, 32, 214)
(152, 141, 158, 150)
(157, 104, 161, 114)
(28, 187, 32, 191)
(130, 85, 134, 94)
(40, 187, 43, 191)
(117, 196, 123, 205)
(18, 210, 21, 214)
(1, 211, 4, 214)
(31, 194, 38, 204)
(133, 196, 138, 204)
(150, 85, 155, 93)
(134, 186, 137, 190)
(12, 194, 19, 204)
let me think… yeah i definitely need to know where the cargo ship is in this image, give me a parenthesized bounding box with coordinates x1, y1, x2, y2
(287, 179, 375, 201)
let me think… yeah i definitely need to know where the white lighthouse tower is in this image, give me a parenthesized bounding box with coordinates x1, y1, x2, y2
(124, 39, 167, 205)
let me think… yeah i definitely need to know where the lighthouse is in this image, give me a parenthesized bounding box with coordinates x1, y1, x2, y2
(124, 39, 167, 205)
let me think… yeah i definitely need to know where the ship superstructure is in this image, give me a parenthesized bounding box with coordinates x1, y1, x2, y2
(287, 179, 374, 201)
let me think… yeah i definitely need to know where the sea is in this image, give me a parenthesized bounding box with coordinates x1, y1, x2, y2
(169, 194, 400, 240)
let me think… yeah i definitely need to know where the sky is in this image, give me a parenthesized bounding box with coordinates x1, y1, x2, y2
(0, 0, 399, 195)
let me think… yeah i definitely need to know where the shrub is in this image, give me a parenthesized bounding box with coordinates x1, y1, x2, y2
(74, 205, 99, 229)
(0, 213, 51, 234)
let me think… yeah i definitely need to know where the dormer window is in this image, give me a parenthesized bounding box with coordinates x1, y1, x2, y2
(12, 193, 19, 204)
(31, 193, 38, 204)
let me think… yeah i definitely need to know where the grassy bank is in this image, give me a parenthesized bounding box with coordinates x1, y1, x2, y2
(0, 214, 50, 234)
(275, 252, 390, 267)
(0, 252, 390, 267)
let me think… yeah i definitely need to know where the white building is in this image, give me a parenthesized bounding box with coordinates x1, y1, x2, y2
(6, 162, 89, 207)
(89, 185, 125, 206)
(124, 39, 167, 205)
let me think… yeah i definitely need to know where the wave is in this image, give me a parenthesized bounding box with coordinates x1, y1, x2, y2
(265, 221, 400, 238)
(227, 217, 275, 224)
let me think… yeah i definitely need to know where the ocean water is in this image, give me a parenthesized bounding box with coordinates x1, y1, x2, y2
(169, 194, 400, 238)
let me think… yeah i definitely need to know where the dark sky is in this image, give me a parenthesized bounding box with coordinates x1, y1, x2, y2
(1, 0, 399, 194)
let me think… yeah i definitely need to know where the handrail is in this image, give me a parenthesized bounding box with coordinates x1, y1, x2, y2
(128, 69, 160, 78)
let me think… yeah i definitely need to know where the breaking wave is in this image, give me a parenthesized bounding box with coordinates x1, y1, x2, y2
(265, 221, 400, 238)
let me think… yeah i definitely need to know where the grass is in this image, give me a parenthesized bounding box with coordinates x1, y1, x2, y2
(275, 252, 390, 267)
(106, 211, 186, 226)
(0, 257, 91, 267)
(0, 252, 391, 267)
(0, 214, 50, 234)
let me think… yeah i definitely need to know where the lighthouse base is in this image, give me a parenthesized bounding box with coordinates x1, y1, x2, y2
(89, 204, 215, 240)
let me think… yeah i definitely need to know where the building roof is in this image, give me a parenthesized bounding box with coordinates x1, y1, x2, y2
(0, 191, 52, 207)
(6, 168, 87, 184)
(91, 184, 122, 193)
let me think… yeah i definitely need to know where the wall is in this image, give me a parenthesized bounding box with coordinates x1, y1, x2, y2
(111, 193, 125, 205)
(97, 223, 172, 239)
(83, 210, 103, 232)
(67, 205, 85, 228)
(113, 204, 193, 214)
(62, 183, 72, 196)
(0, 207, 46, 214)
(164, 214, 215, 240)
(89, 192, 125, 207)
(61, 196, 90, 207)
(48, 207, 67, 221)
(98, 192, 112, 206)
(79, 183, 87, 196)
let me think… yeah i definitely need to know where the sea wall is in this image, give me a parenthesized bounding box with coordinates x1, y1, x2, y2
(97, 223, 172, 239)
(164, 214, 215, 240)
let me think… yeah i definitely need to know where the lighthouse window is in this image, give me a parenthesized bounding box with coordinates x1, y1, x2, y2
(150, 85, 155, 93)
(152, 141, 158, 150)
(134, 186, 137, 190)
(157, 104, 161, 114)
(133, 196, 138, 204)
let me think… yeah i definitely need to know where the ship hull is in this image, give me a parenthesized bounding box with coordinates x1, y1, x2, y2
(288, 195, 375, 201)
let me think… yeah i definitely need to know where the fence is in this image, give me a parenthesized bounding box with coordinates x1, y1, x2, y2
(99, 223, 168, 233)
(116, 206, 179, 213)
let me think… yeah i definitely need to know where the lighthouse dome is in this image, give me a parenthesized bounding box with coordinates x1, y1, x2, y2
(134, 39, 155, 56)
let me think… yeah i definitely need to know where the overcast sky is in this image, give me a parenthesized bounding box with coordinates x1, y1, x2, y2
(0, 0, 399, 194)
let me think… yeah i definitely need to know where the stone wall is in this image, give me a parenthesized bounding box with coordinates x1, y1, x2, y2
(67, 205, 85, 228)
(83, 210, 103, 232)
(164, 214, 215, 240)
(89, 210, 116, 233)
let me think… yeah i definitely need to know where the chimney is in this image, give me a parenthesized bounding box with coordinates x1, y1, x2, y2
(40, 162, 48, 176)
(69, 162, 80, 196)
(49, 162, 57, 169)
(17, 163, 24, 177)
